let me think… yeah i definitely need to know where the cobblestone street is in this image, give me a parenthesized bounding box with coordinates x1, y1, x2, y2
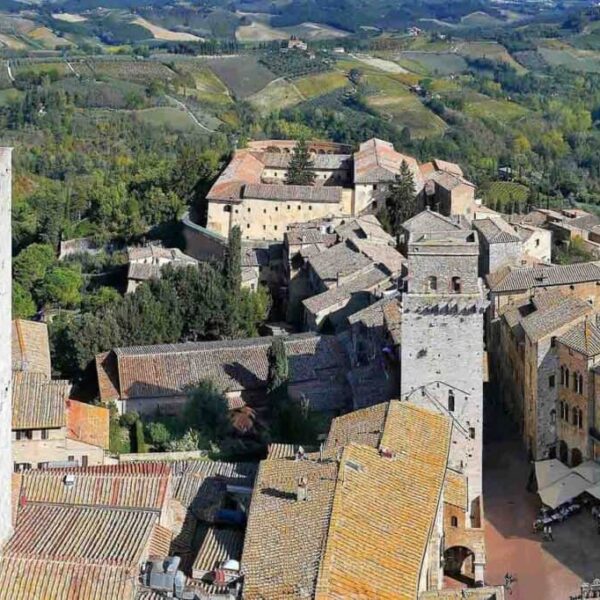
(483, 401, 600, 600)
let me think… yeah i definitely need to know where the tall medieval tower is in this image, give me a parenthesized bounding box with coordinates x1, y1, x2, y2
(0, 148, 12, 546)
(400, 230, 487, 517)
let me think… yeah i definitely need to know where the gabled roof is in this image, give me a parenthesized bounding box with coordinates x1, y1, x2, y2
(307, 242, 372, 283)
(241, 401, 452, 600)
(433, 158, 463, 177)
(243, 183, 343, 203)
(66, 399, 110, 450)
(473, 218, 521, 244)
(402, 209, 464, 234)
(520, 296, 592, 342)
(558, 319, 600, 357)
(260, 152, 352, 171)
(12, 371, 71, 430)
(354, 138, 423, 190)
(488, 262, 600, 293)
(206, 150, 263, 202)
(12, 320, 51, 378)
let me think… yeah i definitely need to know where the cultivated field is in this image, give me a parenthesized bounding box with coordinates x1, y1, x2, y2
(51, 13, 87, 23)
(29, 26, 72, 48)
(464, 96, 528, 123)
(88, 60, 178, 85)
(248, 78, 304, 113)
(282, 22, 348, 40)
(205, 56, 276, 98)
(132, 17, 203, 42)
(395, 51, 468, 75)
(351, 54, 408, 74)
(456, 41, 526, 72)
(134, 107, 198, 132)
(236, 21, 288, 42)
(294, 71, 348, 98)
(482, 181, 529, 209)
(0, 33, 27, 50)
(538, 46, 600, 73)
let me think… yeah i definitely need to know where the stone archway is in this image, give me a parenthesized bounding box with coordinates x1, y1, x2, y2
(443, 546, 475, 584)
(571, 448, 583, 467)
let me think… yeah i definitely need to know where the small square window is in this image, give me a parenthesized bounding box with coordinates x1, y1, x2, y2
(263, 209, 267, 214)
(247, 208, 251, 213)
(274, 225, 278, 231)
(41, 430, 48, 440)
(263, 225, 266, 230)
(246, 224, 250, 229)
(309, 205, 312, 211)
(275, 206, 279, 211)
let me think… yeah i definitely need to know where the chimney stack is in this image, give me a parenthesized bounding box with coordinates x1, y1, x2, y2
(297, 476, 308, 502)
(0, 148, 12, 547)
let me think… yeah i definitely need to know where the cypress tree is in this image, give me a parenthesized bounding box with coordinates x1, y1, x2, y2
(385, 159, 417, 245)
(285, 138, 316, 186)
(224, 225, 242, 294)
(267, 337, 289, 395)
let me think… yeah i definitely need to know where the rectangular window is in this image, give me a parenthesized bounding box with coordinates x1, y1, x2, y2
(469, 427, 475, 439)
(551, 336, 556, 348)
(41, 429, 48, 440)
(247, 208, 251, 212)
(549, 375, 555, 388)
(274, 225, 278, 231)
(37, 462, 48, 470)
(68, 455, 75, 463)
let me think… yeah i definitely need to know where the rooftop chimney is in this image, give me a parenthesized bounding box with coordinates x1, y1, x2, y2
(297, 476, 308, 502)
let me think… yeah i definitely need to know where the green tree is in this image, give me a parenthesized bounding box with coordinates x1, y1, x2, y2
(145, 422, 172, 451)
(267, 337, 288, 395)
(184, 380, 232, 443)
(13, 243, 56, 291)
(40, 265, 83, 308)
(224, 225, 242, 294)
(385, 159, 417, 244)
(13, 282, 36, 319)
(285, 138, 316, 186)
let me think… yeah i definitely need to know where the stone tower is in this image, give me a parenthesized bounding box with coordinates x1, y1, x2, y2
(400, 230, 487, 513)
(0, 148, 11, 546)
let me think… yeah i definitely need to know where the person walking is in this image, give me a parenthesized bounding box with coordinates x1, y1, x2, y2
(547, 524, 554, 541)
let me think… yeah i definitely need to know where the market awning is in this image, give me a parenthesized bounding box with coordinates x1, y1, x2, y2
(572, 461, 600, 485)
(534, 459, 571, 490)
(538, 473, 590, 509)
(585, 482, 600, 501)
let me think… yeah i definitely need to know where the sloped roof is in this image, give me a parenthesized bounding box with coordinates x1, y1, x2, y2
(66, 399, 110, 450)
(473, 218, 521, 244)
(12, 320, 51, 378)
(308, 242, 372, 283)
(12, 371, 71, 430)
(558, 319, 600, 357)
(206, 150, 263, 202)
(433, 158, 463, 177)
(241, 401, 452, 600)
(17, 463, 171, 511)
(445, 469, 468, 510)
(402, 209, 464, 234)
(105, 333, 349, 403)
(520, 296, 592, 342)
(260, 152, 352, 171)
(351, 239, 405, 275)
(429, 170, 475, 191)
(354, 138, 423, 190)
(243, 183, 343, 203)
(192, 526, 244, 578)
(488, 262, 600, 293)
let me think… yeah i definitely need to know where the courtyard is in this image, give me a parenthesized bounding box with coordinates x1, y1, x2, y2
(483, 401, 600, 599)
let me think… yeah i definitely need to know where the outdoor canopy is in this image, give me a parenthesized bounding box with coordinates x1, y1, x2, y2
(534, 458, 571, 490)
(538, 472, 590, 509)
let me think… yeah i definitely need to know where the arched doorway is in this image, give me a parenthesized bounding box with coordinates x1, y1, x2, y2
(444, 546, 475, 584)
(571, 448, 583, 467)
(559, 440, 569, 464)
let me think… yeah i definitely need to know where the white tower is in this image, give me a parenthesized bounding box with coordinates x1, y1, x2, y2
(0, 148, 12, 546)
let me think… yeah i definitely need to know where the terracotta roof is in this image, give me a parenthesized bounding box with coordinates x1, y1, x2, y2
(95, 351, 120, 402)
(12, 372, 71, 430)
(0, 558, 135, 600)
(106, 334, 349, 406)
(433, 158, 463, 177)
(260, 152, 352, 171)
(12, 320, 51, 378)
(347, 292, 400, 328)
(206, 150, 263, 202)
(66, 399, 110, 450)
(429, 170, 475, 191)
(520, 296, 592, 342)
(326, 402, 388, 449)
(242, 401, 452, 600)
(127, 246, 197, 263)
(402, 209, 464, 234)
(243, 183, 343, 203)
(488, 262, 600, 293)
(383, 298, 402, 345)
(335, 215, 394, 245)
(351, 239, 405, 275)
(354, 138, 423, 190)
(17, 463, 171, 511)
(302, 266, 392, 315)
(192, 526, 244, 578)
(4, 503, 156, 566)
(558, 319, 600, 357)
(308, 242, 372, 283)
(473, 218, 521, 244)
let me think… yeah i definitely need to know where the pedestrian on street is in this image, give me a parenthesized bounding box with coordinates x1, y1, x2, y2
(543, 525, 549, 540)
(548, 524, 554, 541)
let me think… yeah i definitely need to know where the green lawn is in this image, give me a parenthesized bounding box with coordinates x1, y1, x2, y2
(395, 52, 468, 76)
(294, 71, 348, 98)
(464, 96, 528, 123)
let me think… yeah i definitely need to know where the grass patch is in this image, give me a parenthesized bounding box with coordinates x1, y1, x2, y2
(464, 96, 528, 122)
(248, 78, 304, 113)
(294, 71, 348, 98)
(134, 106, 198, 132)
(89, 59, 178, 85)
(205, 55, 276, 99)
(538, 46, 600, 73)
(457, 41, 526, 73)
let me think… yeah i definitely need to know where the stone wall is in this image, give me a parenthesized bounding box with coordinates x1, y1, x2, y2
(0, 148, 11, 546)
(182, 212, 227, 262)
(408, 248, 479, 294)
(488, 240, 523, 275)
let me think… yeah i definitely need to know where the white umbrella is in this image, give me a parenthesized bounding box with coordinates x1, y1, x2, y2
(538, 473, 590, 509)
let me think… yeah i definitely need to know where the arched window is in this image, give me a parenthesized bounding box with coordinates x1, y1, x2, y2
(572, 407, 578, 427)
(578, 409, 583, 429)
(565, 369, 570, 388)
(560, 401, 565, 420)
(565, 404, 570, 423)
(573, 372, 579, 392)
(451, 516, 458, 527)
(428, 276, 438, 292)
(451, 277, 462, 294)
(448, 390, 455, 413)
(579, 374, 584, 395)
(560, 366, 565, 386)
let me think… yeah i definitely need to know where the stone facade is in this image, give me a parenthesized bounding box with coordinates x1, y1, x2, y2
(0, 148, 11, 546)
(400, 229, 486, 545)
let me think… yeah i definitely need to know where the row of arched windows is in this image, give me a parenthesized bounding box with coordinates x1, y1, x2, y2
(559, 401, 583, 429)
(560, 367, 584, 394)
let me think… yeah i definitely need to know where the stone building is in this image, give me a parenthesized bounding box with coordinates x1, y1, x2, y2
(556, 319, 600, 465)
(195, 138, 477, 249)
(400, 229, 487, 563)
(492, 292, 595, 460)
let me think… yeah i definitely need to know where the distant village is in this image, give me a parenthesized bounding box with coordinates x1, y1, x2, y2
(5, 135, 600, 599)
